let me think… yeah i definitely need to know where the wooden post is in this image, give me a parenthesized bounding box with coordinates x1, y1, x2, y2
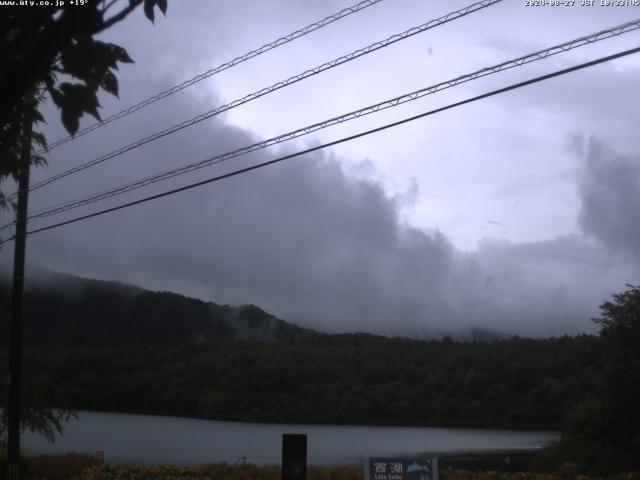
(282, 434, 307, 480)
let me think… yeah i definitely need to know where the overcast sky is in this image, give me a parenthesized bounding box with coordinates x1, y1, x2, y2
(2, 0, 640, 337)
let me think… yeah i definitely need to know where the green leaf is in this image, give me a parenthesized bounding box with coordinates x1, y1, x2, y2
(55, 83, 103, 134)
(30, 154, 48, 168)
(48, 87, 64, 108)
(31, 131, 48, 152)
(60, 38, 121, 88)
(32, 109, 45, 124)
(111, 44, 133, 64)
(60, 83, 101, 118)
(144, 0, 155, 22)
(61, 108, 79, 135)
(100, 71, 119, 97)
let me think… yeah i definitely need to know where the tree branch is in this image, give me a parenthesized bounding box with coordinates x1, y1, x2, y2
(103, 0, 122, 14)
(102, 0, 144, 29)
(0, 2, 144, 125)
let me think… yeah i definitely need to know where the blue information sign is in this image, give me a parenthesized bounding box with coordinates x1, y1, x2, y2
(368, 457, 438, 480)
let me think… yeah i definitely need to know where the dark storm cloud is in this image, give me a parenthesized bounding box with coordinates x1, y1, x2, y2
(2, 29, 638, 337)
(18, 132, 460, 334)
(578, 139, 640, 262)
(8, 93, 635, 337)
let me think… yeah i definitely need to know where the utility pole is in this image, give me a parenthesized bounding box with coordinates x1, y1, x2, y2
(6, 111, 32, 480)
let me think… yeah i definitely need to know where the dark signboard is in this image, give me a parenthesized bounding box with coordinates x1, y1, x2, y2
(368, 457, 437, 480)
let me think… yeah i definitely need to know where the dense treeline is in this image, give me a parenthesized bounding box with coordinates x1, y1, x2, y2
(6, 334, 602, 430)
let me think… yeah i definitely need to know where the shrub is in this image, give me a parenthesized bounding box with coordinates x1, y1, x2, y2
(26, 452, 98, 480)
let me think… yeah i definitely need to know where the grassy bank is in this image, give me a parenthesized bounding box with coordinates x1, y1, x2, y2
(1, 453, 638, 480)
(0, 455, 361, 480)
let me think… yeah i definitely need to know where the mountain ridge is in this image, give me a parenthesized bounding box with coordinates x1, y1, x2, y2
(0, 270, 509, 349)
(0, 270, 324, 349)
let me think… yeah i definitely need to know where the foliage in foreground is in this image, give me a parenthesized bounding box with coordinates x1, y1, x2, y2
(2, 452, 639, 480)
(0, 452, 97, 480)
(79, 463, 280, 480)
(0, 359, 76, 443)
(0, 0, 169, 214)
(14, 459, 640, 480)
(25, 452, 99, 480)
(535, 284, 640, 475)
(15, 460, 361, 480)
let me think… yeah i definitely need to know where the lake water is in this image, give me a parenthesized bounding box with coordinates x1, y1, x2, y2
(22, 411, 558, 466)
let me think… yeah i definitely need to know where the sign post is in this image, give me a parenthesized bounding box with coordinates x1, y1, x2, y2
(282, 434, 307, 480)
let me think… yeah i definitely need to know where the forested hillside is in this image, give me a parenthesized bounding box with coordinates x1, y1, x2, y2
(0, 272, 321, 348)
(0, 273, 603, 431)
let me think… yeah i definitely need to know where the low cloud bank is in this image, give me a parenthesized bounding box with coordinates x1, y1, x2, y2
(1, 94, 638, 338)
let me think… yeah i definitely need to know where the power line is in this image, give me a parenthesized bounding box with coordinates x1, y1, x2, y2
(36, 0, 386, 154)
(24, 0, 503, 195)
(20, 18, 640, 223)
(3, 45, 636, 244)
